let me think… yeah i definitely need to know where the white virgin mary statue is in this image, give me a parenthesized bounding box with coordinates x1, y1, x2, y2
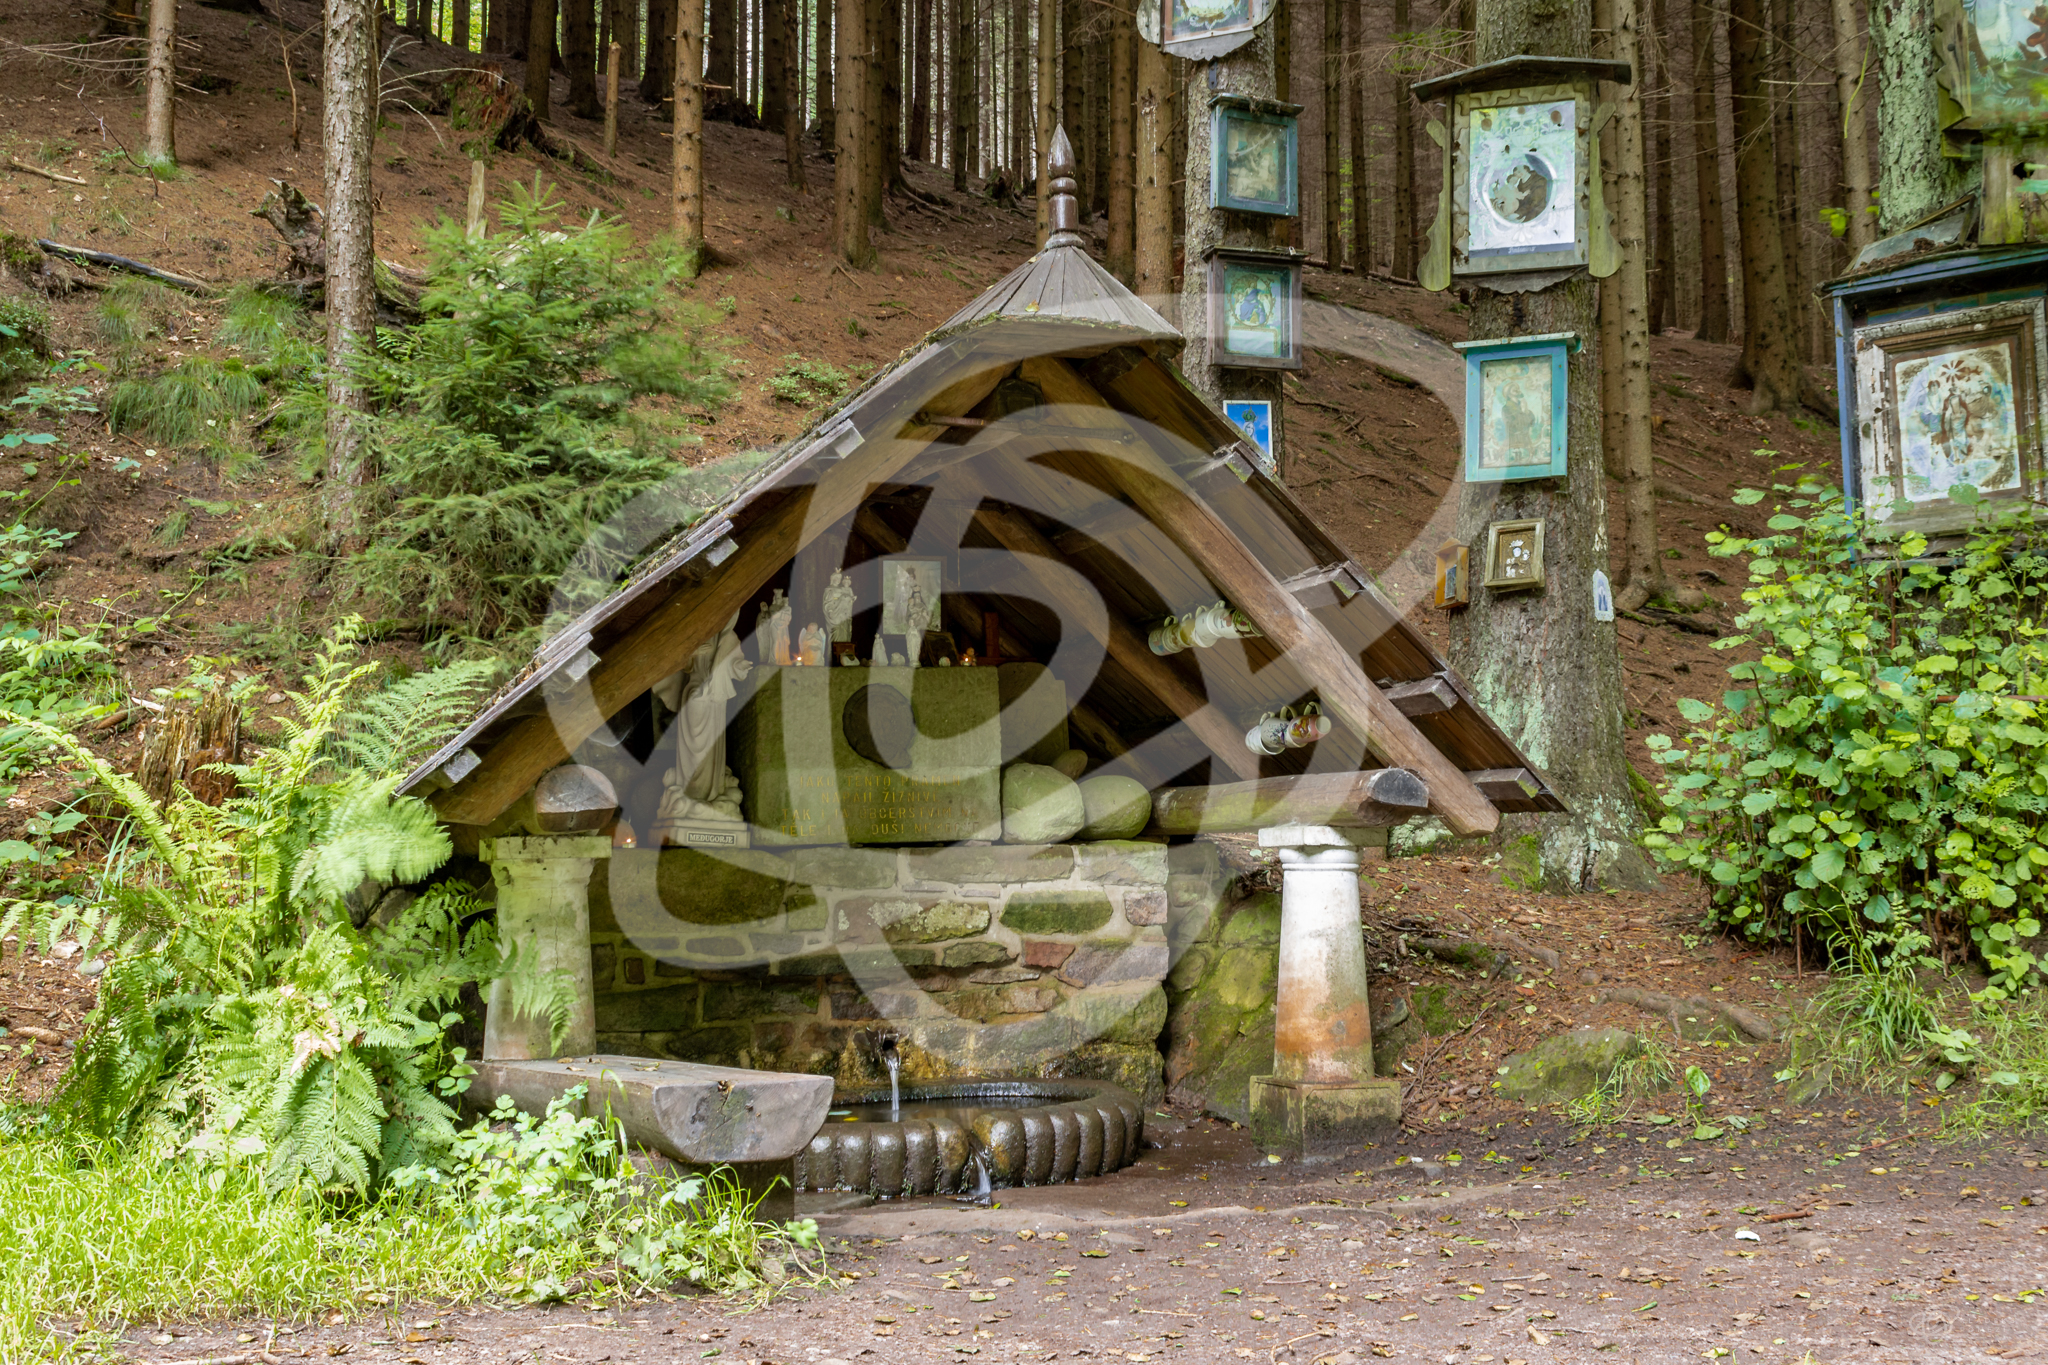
(650, 620, 751, 832)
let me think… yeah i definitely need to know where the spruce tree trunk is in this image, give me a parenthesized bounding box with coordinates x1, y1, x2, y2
(837, 0, 873, 259)
(1321, 0, 1340, 266)
(818, 0, 835, 143)
(1090, 34, 1108, 214)
(1135, 33, 1172, 306)
(1451, 0, 1655, 891)
(566, 0, 601, 115)
(1036, 0, 1057, 233)
(785, 0, 809, 186)
(882, 0, 905, 193)
(1829, 0, 1873, 252)
(453, 0, 471, 49)
(1106, 5, 1133, 279)
(706, 0, 735, 115)
(952, 0, 970, 186)
(324, 0, 377, 551)
(527, 0, 556, 116)
(1728, 0, 1802, 412)
(1610, 0, 1662, 613)
(642, 0, 674, 100)
(1391, 0, 1414, 279)
(1347, 0, 1368, 273)
(674, 0, 707, 269)
(144, 0, 177, 167)
(1869, 0, 1965, 231)
(1770, 0, 1808, 362)
(1689, 0, 1729, 340)
(908, 0, 931, 158)
(1062, 0, 1083, 179)
(510, 0, 532, 58)
(1010, 0, 1029, 185)
(765, 0, 788, 129)
(1648, 0, 1674, 332)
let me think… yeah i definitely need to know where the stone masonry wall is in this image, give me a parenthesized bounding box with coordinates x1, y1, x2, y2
(583, 840, 1236, 1107)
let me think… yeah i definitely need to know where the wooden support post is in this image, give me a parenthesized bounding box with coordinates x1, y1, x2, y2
(1146, 769, 1428, 836)
(1382, 675, 1457, 718)
(433, 363, 1011, 827)
(1466, 767, 1540, 803)
(1015, 355, 1501, 838)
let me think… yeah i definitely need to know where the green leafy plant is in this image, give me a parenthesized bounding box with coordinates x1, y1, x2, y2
(0, 298, 51, 386)
(1646, 479, 2048, 995)
(345, 178, 733, 636)
(761, 354, 850, 407)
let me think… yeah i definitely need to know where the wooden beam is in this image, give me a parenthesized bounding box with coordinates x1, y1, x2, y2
(1016, 356, 1501, 837)
(1467, 767, 1541, 803)
(967, 501, 1262, 781)
(1146, 769, 1429, 836)
(1383, 675, 1458, 719)
(432, 364, 1011, 827)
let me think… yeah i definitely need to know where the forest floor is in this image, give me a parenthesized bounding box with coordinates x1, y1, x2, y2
(0, 5, 1977, 1362)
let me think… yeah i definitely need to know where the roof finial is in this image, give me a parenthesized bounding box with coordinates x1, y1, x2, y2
(1044, 124, 1085, 250)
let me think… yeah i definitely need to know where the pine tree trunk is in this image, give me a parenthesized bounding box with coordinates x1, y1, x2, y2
(527, 0, 556, 116)
(1830, 0, 1874, 251)
(144, 0, 176, 166)
(952, 0, 970, 186)
(1770, 0, 1808, 362)
(1391, 0, 1414, 279)
(1105, 5, 1133, 278)
(764, 0, 788, 129)
(324, 0, 377, 551)
(1035, 0, 1057, 233)
(1648, 0, 1674, 333)
(785, 0, 809, 187)
(566, 0, 600, 115)
(1452, 0, 1654, 891)
(1062, 0, 1083, 180)
(1728, 0, 1802, 412)
(1135, 32, 1172, 306)
(1611, 0, 1662, 612)
(819, 0, 836, 144)
(511, 0, 533, 58)
(1347, 0, 1368, 274)
(1869, 0, 1963, 231)
(908, 0, 930, 158)
(706, 0, 735, 114)
(866, 0, 888, 217)
(1321, 0, 1339, 267)
(454, 0, 471, 49)
(642, 0, 674, 99)
(1689, 0, 1729, 340)
(837, 0, 873, 258)
(881, 0, 905, 192)
(1010, 0, 1028, 185)
(1090, 35, 1108, 215)
(674, 0, 707, 267)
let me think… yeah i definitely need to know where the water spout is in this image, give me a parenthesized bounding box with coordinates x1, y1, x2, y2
(880, 1035, 901, 1122)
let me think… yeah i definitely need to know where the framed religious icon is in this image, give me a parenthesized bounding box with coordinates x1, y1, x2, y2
(1223, 399, 1275, 473)
(1434, 541, 1470, 609)
(1935, 0, 2048, 132)
(1157, 0, 1271, 60)
(1205, 249, 1303, 370)
(1410, 56, 1630, 289)
(879, 557, 944, 636)
(1482, 519, 1545, 591)
(1849, 296, 2048, 538)
(1453, 332, 1575, 482)
(1210, 97, 1300, 217)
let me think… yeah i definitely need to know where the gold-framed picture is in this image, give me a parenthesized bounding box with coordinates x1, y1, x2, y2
(1434, 541, 1470, 609)
(1482, 519, 1545, 591)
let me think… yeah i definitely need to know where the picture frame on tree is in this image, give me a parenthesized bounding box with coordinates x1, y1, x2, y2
(1434, 541, 1470, 609)
(1934, 0, 2048, 132)
(1209, 96, 1301, 217)
(1223, 399, 1275, 472)
(1453, 332, 1576, 482)
(1482, 519, 1545, 591)
(1408, 55, 1630, 290)
(1154, 0, 1272, 61)
(1847, 296, 2048, 538)
(1205, 249, 1304, 370)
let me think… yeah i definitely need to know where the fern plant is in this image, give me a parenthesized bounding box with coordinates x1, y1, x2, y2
(0, 623, 502, 1194)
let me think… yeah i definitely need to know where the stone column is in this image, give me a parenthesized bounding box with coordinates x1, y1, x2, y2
(482, 834, 612, 1061)
(1248, 823, 1400, 1155)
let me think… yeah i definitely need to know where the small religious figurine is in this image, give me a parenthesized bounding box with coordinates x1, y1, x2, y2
(752, 594, 777, 662)
(798, 622, 827, 666)
(901, 578, 931, 669)
(768, 589, 793, 666)
(823, 568, 856, 644)
(649, 620, 751, 838)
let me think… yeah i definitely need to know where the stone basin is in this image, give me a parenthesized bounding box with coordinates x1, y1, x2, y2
(793, 1077, 1143, 1196)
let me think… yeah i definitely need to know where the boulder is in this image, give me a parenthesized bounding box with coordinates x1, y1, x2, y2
(1076, 774, 1152, 840)
(1495, 1026, 1640, 1106)
(1051, 748, 1090, 779)
(1002, 763, 1086, 843)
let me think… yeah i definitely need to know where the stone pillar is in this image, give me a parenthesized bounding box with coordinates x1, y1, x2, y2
(1248, 823, 1400, 1156)
(483, 834, 612, 1061)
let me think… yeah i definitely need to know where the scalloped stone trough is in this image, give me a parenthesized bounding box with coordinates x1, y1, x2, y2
(792, 1078, 1144, 1196)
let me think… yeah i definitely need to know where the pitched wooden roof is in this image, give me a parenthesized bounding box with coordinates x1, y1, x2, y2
(402, 130, 1564, 832)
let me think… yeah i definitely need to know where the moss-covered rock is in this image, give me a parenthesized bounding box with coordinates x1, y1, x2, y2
(1002, 888, 1114, 934)
(1042, 1042, 1166, 1108)
(1496, 1026, 1640, 1105)
(1002, 763, 1086, 843)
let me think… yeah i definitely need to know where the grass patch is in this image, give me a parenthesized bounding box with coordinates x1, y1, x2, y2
(106, 356, 265, 447)
(761, 354, 850, 407)
(94, 278, 181, 372)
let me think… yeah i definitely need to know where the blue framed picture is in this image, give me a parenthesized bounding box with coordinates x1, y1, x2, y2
(1209, 97, 1300, 217)
(1223, 400, 1274, 473)
(1451, 331, 1577, 482)
(1205, 249, 1303, 370)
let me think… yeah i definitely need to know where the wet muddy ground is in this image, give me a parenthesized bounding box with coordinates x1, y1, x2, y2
(119, 1109, 2048, 1365)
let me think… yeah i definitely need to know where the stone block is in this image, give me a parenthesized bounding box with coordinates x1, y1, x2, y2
(651, 1025, 742, 1068)
(940, 939, 1015, 969)
(654, 958, 696, 979)
(596, 985, 700, 1034)
(590, 942, 618, 988)
(827, 985, 878, 1020)
(702, 981, 821, 1021)
(1205, 946, 1279, 1013)
(683, 936, 749, 960)
(998, 662, 1069, 766)
(1075, 777, 1152, 841)
(1496, 1027, 1641, 1105)
(785, 846, 899, 890)
(1023, 939, 1076, 970)
(1249, 1076, 1401, 1156)
(907, 843, 1074, 885)
(589, 847, 792, 934)
(1002, 889, 1115, 935)
(1002, 985, 1060, 1013)
(1043, 1042, 1166, 1108)
(468, 1055, 832, 1164)
(1074, 840, 1169, 887)
(873, 898, 993, 943)
(748, 932, 807, 956)
(1165, 944, 1213, 993)
(1060, 941, 1168, 987)
(732, 665, 1002, 846)
(1124, 891, 1168, 926)
(1002, 764, 1086, 844)
(840, 944, 939, 971)
(1219, 893, 1283, 946)
(622, 956, 647, 985)
(783, 892, 829, 932)
(1069, 982, 1169, 1046)
(968, 966, 1040, 984)
(774, 949, 846, 977)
